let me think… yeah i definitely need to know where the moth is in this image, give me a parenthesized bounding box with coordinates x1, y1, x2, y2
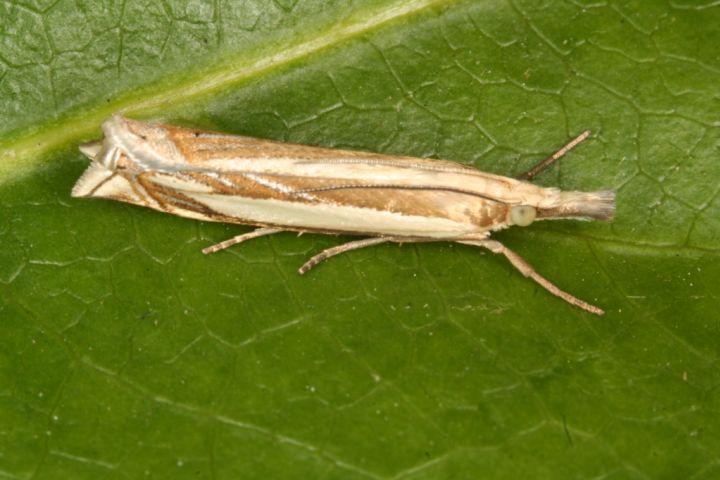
(72, 115, 615, 314)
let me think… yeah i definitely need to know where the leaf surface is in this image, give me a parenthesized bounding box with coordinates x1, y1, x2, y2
(1, 1, 719, 478)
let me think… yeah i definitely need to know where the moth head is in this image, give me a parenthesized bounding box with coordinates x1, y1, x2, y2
(72, 115, 178, 200)
(85, 115, 182, 169)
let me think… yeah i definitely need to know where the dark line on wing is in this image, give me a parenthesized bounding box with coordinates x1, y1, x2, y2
(291, 183, 505, 203)
(140, 158, 488, 181)
(149, 180, 228, 219)
(183, 150, 484, 176)
(295, 157, 479, 175)
(137, 174, 169, 210)
(88, 172, 118, 196)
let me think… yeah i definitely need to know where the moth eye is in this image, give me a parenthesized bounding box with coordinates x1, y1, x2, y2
(510, 205, 537, 227)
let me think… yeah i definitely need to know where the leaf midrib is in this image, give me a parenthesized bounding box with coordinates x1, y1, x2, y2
(0, 0, 450, 184)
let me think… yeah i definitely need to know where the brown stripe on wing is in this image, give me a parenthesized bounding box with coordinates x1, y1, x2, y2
(135, 167, 507, 230)
(163, 123, 482, 175)
(174, 171, 319, 202)
(310, 184, 508, 229)
(136, 172, 235, 222)
(195, 171, 508, 229)
(249, 174, 509, 228)
(137, 170, 319, 223)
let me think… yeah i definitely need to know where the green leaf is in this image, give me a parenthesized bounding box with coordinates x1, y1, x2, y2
(1, 1, 719, 478)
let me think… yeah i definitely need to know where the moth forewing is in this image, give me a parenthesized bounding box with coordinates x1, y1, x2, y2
(73, 115, 615, 314)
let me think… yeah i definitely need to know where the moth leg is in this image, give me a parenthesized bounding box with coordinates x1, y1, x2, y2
(458, 238, 604, 315)
(299, 237, 392, 274)
(202, 227, 284, 254)
(517, 130, 590, 181)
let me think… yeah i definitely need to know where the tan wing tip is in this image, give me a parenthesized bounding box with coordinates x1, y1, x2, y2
(539, 190, 616, 221)
(586, 190, 615, 221)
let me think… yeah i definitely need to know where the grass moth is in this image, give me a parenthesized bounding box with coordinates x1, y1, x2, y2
(73, 116, 614, 314)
